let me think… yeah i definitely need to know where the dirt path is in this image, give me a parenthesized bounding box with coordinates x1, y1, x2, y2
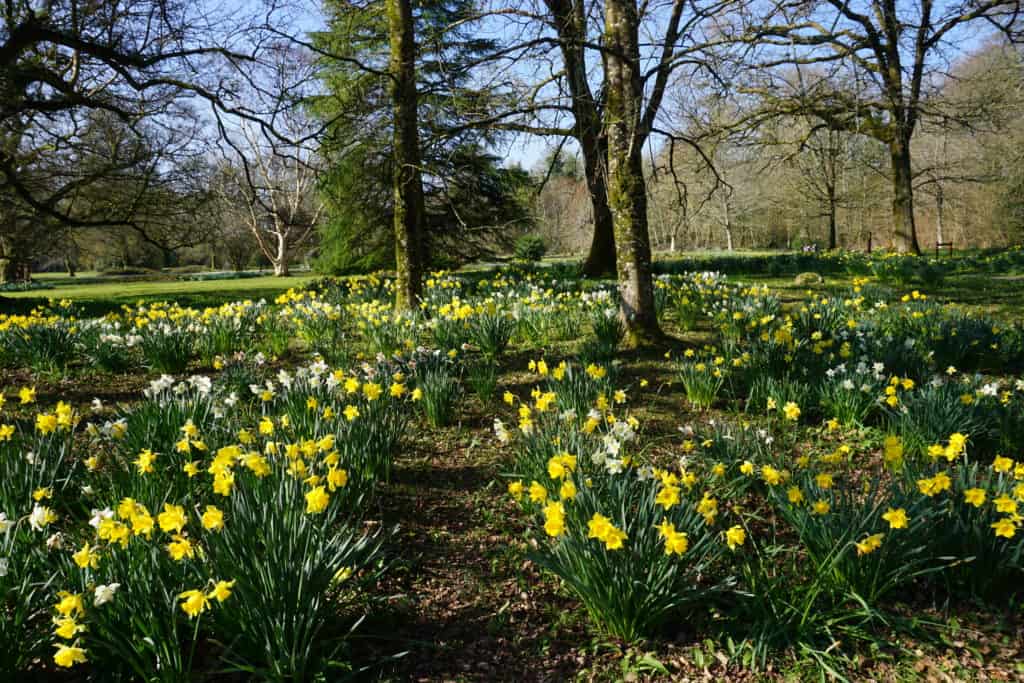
(348, 356, 699, 682)
(359, 414, 596, 682)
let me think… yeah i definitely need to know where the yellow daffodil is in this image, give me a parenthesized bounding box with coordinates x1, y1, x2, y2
(178, 589, 209, 618)
(305, 486, 330, 514)
(963, 488, 986, 508)
(208, 579, 235, 603)
(855, 533, 884, 555)
(725, 525, 746, 550)
(882, 507, 908, 529)
(53, 644, 87, 668)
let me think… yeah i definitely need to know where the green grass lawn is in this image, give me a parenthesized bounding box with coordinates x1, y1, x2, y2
(738, 271, 1024, 320)
(5, 250, 1022, 320)
(32, 270, 103, 280)
(2, 273, 317, 316)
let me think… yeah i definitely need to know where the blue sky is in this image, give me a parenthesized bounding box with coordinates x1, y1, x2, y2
(277, 0, 1007, 174)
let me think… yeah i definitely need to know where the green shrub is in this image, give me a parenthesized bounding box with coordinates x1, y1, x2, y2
(513, 234, 547, 262)
(97, 267, 160, 277)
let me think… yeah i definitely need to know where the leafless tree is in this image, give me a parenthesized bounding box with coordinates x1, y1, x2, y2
(218, 119, 324, 277)
(740, 0, 1023, 253)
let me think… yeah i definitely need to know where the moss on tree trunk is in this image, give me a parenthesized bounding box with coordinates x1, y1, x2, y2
(603, 0, 662, 345)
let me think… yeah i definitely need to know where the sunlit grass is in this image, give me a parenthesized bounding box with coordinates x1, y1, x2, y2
(3, 274, 318, 315)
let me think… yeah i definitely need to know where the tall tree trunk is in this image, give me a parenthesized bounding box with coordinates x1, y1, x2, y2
(273, 233, 290, 276)
(580, 137, 616, 277)
(604, 0, 660, 345)
(935, 184, 944, 246)
(548, 0, 616, 277)
(827, 187, 838, 250)
(388, 0, 426, 310)
(721, 192, 734, 251)
(889, 135, 921, 254)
